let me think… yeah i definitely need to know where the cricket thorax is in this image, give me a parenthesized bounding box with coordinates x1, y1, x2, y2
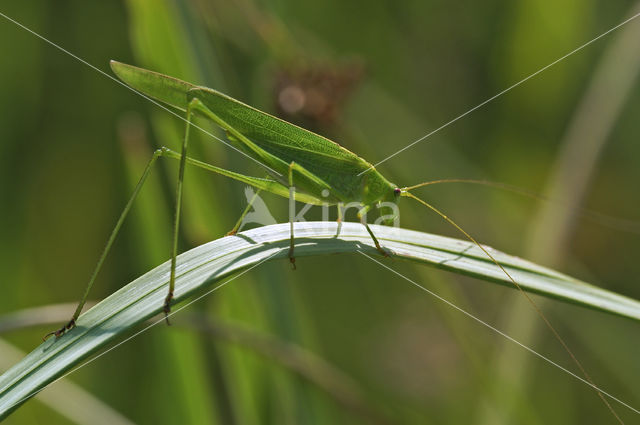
(358, 168, 397, 206)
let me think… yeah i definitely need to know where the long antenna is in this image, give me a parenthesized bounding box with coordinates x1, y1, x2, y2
(405, 178, 640, 234)
(401, 190, 624, 424)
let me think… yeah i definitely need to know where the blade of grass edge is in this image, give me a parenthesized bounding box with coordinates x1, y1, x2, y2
(0, 222, 638, 419)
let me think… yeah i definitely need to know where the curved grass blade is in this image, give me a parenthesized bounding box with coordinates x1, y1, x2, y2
(1, 222, 638, 418)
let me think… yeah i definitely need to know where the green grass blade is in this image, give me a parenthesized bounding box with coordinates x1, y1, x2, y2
(1, 222, 638, 418)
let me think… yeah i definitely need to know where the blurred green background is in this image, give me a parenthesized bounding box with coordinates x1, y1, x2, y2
(1, 0, 639, 424)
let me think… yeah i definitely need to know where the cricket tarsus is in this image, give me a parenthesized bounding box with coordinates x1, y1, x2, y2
(287, 228, 297, 270)
(368, 229, 390, 258)
(43, 319, 76, 341)
(163, 294, 173, 326)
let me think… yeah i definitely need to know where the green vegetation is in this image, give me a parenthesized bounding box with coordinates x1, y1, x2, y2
(0, 1, 639, 424)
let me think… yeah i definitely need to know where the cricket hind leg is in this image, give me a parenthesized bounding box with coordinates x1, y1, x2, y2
(163, 99, 199, 323)
(44, 148, 165, 340)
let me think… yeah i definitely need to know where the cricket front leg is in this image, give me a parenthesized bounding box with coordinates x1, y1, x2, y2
(358, 207, 391, 258)
(44, 149, 165, 340)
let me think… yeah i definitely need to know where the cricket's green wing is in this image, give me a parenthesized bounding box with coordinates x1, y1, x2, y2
(110, 61, 195, 111)
(111, 61, 396, 204)
(111, 61, 335, 202)
(188, 88, 395, 203)
(109, 61, 362, 166)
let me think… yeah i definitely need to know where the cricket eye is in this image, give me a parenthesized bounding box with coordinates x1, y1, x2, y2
(393, 188, 402, 196)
